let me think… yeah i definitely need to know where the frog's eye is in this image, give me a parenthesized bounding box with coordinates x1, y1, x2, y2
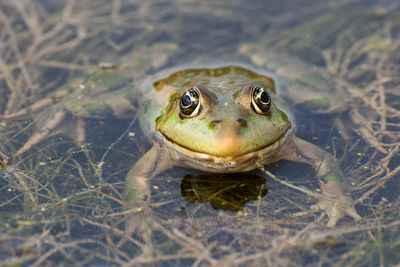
(251, 84, 271, 115)
(180, 87, 201, 117)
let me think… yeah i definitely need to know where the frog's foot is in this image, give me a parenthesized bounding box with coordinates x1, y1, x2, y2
(314, 181, 361, 227)
(8, 107, 86, 157)
(124, 206, 154, 244)
(123, 186, 154, 253)
(14, 109, 68, 156)
(2, 89, 70, 121)
(123, 146, 172, 248)
(3, 67, 137, 156)
(1, 88, 74, 156)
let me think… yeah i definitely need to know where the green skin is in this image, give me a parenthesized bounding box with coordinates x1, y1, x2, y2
(125, 65, 360, 229)
(2, 45, 361, 228)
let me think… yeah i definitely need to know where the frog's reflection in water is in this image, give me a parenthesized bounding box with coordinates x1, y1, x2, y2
(180, 172, 267, 211)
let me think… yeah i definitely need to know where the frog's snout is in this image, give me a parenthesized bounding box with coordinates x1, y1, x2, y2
(209, 118, 248, 130)
(212, 118, 249, 156)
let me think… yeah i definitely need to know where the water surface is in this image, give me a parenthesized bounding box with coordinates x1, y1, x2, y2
(0, 0, 399, 266)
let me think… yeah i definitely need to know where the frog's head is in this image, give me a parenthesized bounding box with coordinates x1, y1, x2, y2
(154, 66, 292, 158)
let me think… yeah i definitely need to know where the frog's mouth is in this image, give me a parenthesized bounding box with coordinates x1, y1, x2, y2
(160, 130, 290, 164)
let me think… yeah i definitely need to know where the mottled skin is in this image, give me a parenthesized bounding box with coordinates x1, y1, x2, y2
(125, 65, 360, 229)
(1, 44, 361, 229)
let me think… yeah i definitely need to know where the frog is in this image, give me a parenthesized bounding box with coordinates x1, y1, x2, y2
(125, 64, 361, 229)
(1, 43, 361, 229)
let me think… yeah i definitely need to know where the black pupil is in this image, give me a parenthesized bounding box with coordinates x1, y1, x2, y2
(182, 94, 192, 107)
(260, 91, 269, 103)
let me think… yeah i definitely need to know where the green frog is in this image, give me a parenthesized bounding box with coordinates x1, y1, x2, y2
(2, 43, 361, 227)
(125, 64, 360, 228)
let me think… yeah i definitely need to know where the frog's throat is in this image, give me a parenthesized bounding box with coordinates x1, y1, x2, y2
(159, 131, 291, 172)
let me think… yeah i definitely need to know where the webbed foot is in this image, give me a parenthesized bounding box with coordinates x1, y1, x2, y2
(125, 207, 154, 241)
(123, 146, 172, 245)
(314, 180, 361, 227)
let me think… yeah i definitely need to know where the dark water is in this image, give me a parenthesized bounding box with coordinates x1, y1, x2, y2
(0, 0, 399, 266)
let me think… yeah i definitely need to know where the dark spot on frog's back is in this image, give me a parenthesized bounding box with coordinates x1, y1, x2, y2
(97, 72, 131, 90)
(83, 102, 113, 117)
(152, 81, 164, 92)
(142, 99, 152, 114)
(297, 97, 331, 112)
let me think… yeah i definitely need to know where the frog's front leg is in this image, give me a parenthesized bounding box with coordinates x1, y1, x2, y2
(279, 136, 361, 227)
(124, 144, 173, 236)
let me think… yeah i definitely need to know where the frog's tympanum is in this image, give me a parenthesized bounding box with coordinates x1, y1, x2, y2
(2, 48, 361, 229)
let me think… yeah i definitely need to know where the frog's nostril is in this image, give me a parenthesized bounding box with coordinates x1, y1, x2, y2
(236, 118, 247, 127)
(210, 120, 222, 129)
(210, 119, 247, 129)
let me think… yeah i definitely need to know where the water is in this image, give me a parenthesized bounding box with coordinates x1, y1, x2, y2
(0, 0, 399, 266)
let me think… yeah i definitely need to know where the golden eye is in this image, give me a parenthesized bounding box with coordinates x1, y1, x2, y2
(251, 84, 271, 115)
(180, 87, 201, 117)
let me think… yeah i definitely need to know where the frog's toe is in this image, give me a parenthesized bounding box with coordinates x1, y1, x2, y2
(318, 180, 361, 226)
(325, 205, 341, 228)
(14, 109, 67, 156)
(125, 209, 152, 236)
(2, 89, 70, 121)
(325, 202, 361, 227)
(76, 118, 86, 145)
(315, 196, 361, 227)
(123, 208, 154, 254)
